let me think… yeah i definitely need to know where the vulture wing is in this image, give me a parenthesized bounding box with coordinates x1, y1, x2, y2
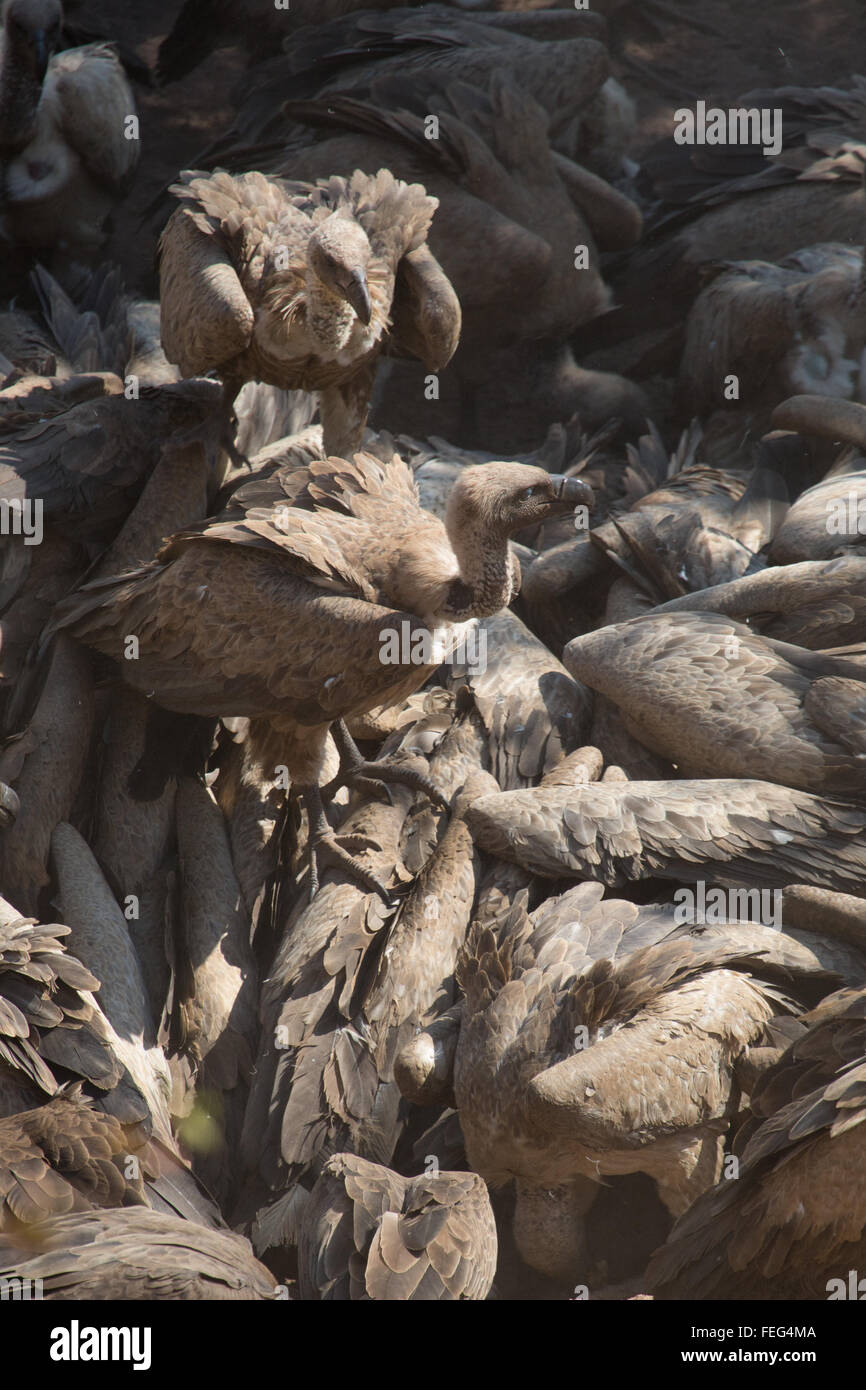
(49, 45, 139, 191)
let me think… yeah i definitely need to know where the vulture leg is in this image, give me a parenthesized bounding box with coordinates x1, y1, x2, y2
(327, 720, 448, 810)
(221, 377, 249, 471)
(318, 361, 377, 458)
(303, 782, 392, 904)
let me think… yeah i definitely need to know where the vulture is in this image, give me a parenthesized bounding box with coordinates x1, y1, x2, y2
(438, 609, 593, 790)
(201, 7, 613, 172)
(448, 892, 824, 1283)
(0, 1207, 279, 1298)
(0, 1091, 153, 1228)
(0, 1089, 221, 1230)
(158, 168, 461, 456)
(578, 80, 866, 381)
(563, 611, 866, 798)
(0, 909, 130, 1121)
(0, 0, 139, 256)
(646, 987, 866, 1299)
(767, 396, 866, 562)
(55, 449, 591, 898)
(649, 557, 866, 651)
(464, 776, 866, 895)
(678, 244, 866, 419)
(298, 1153, 497, 1301)
(238, 716, 493, 1217)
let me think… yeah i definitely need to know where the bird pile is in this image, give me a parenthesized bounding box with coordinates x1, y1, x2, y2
(0, 0, 864, 1303)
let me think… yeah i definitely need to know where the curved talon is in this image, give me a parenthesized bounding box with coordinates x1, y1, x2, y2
(310, 831, 393, 904)
(331, 720, 448, 810)
(351, 776, 394, 804)
(349, 759, 448, 810)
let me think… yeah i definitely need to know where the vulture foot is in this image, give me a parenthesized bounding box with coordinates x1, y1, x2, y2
(327, 721, 448, 810)
(305, 785, 392, 904)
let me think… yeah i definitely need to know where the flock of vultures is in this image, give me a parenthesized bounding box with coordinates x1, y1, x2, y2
(0, 0, 864, 1303)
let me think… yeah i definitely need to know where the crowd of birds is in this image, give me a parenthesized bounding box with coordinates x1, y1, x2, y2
(0, 0, 864, 1302)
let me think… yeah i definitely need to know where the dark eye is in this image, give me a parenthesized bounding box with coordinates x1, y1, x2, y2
(520, 485, 545, 501)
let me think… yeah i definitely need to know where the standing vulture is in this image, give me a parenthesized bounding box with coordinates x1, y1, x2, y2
(0, 0, 139, 255)
(158, 168, 461, 456)
(53, 449, 591, 897)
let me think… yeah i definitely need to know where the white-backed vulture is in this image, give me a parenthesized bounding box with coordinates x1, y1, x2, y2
(0, 1206, 279, 1298)
(464, 777, 866, 895)
(158, 167, 461, 456)
(440, 610, 593, 789)
(0, 1087, 222, 1229)
(209, 7, 613, 180)
(649, 556, 866, 650)
(298, 1152, 496, 1301)
(579, 80, 866, 381)
(50, 822, 174, 1142)
(0, 1090, 152, 1228)
(0, 0, 139, 256)
(54, 449, 591, 897)
(679, 244, 866, 420)
(238, 714, 493, 1226)
(563, 611, 866, 797)
(646, 987, 866, 1299)
(450, 895, 820, 1283)
(0, 909, 128, 1120)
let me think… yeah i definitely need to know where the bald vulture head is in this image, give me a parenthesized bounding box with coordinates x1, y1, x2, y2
(306, 210, 373, 326)
(446, 461, 591, 546)
(2, 0, 62, 78)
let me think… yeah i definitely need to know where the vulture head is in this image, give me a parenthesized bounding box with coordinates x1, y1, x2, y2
(446, 462, 592, 545)
(307, 210, 373, 327)
(2, 0, 62, 78)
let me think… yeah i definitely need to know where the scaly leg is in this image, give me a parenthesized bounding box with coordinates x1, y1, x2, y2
(324, 719, 448, 810)
(304, 782, 392, 904)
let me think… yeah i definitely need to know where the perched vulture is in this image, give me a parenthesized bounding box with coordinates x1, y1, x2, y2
(158, 168, 461, 455)
(0, 0, 139, 255)
(55, 448, 591, 896)
(0, 1207, 279, 1298)
(646, 987, 866, 1299)
(298, 1153, 497, 1301)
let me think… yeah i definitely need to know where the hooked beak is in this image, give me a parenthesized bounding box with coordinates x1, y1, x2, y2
(341, 269, 372, 326)
(548, 474, 594, 512)
(0, 781, 20, 829)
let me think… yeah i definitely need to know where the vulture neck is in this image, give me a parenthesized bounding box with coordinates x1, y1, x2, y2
(305, 269, 356, 355)
(0, 40, 44, 153)
(440, 526, 515, 621)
